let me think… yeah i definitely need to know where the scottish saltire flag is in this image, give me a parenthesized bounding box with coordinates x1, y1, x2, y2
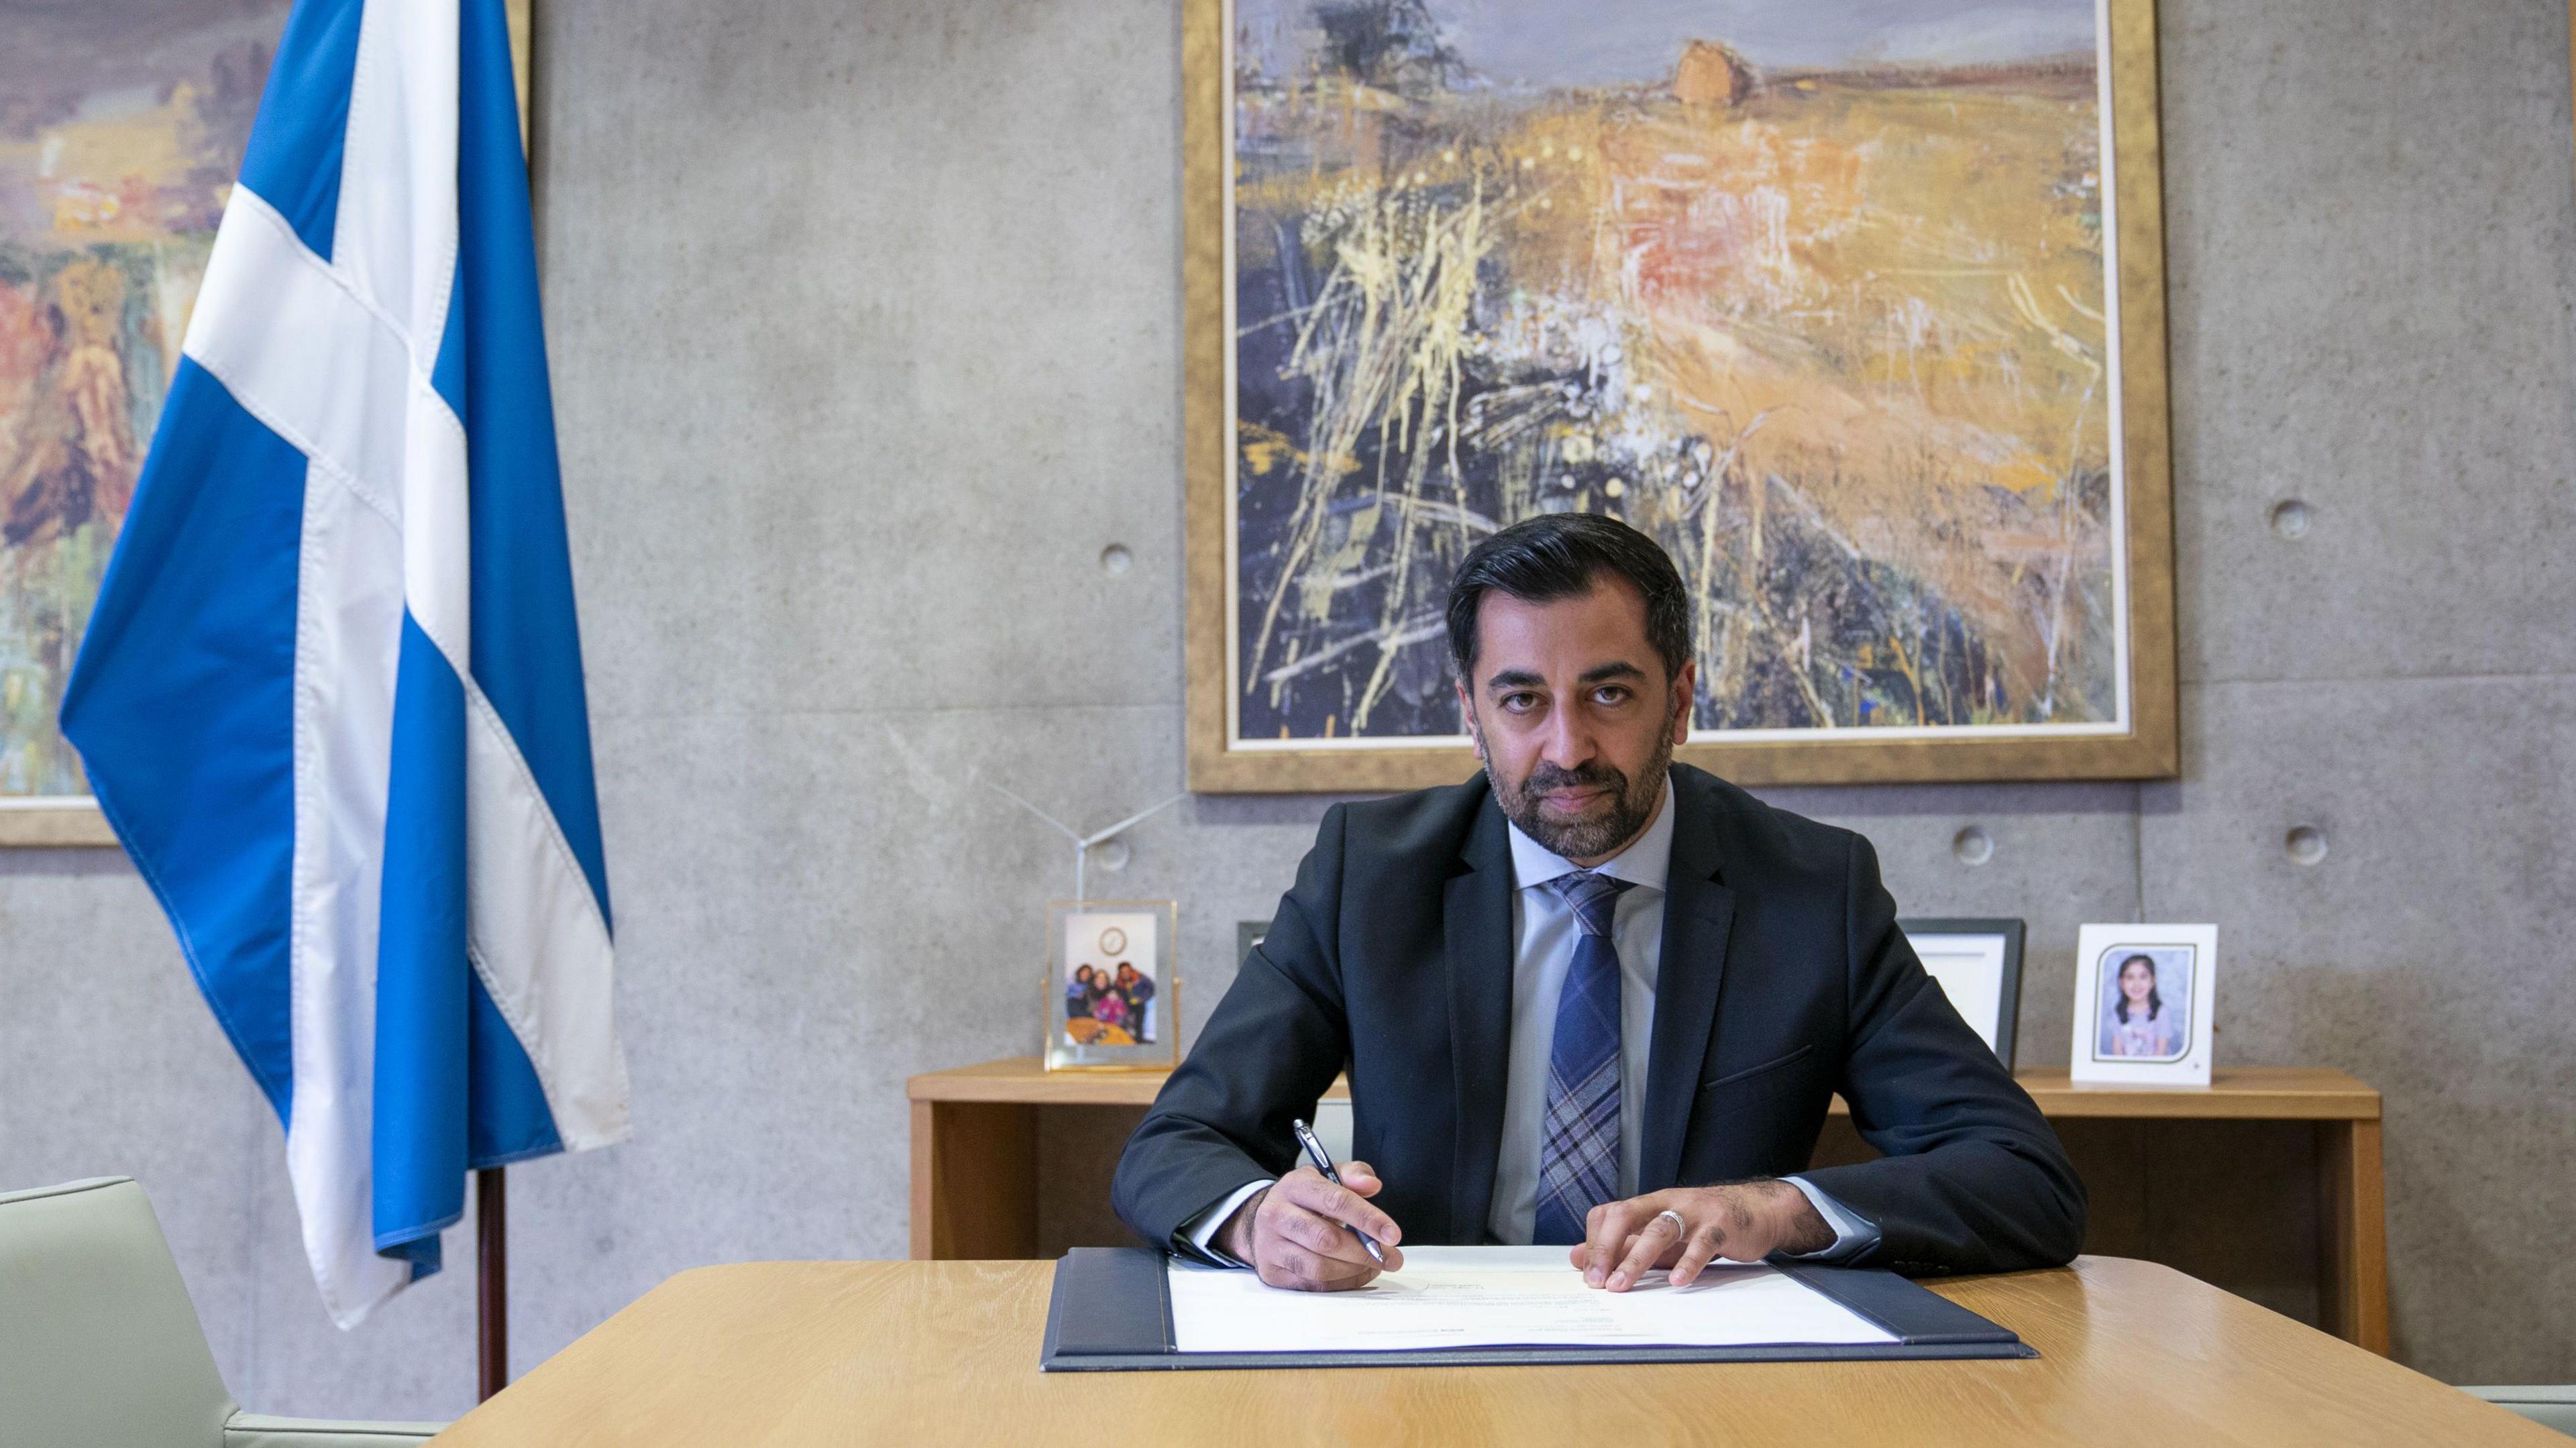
(60, 0, 628, 1329)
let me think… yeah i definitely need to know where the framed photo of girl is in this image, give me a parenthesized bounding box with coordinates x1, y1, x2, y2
(1045, 901, 1179, 1072)
(2068, 923, 2216, 1087)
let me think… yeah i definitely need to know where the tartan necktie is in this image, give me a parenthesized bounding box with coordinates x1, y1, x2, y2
(1534, 869, 1635, 1245)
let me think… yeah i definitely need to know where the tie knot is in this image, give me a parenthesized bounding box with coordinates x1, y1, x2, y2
(1550, 870, 1633, 937)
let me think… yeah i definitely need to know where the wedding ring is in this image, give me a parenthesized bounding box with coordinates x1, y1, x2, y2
(1653, 1208, 1686, 1235)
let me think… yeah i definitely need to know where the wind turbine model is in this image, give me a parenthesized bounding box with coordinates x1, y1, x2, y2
(979, 773, 1185, 905)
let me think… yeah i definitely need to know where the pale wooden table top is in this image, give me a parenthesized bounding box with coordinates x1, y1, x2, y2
(910, 1056, 2380, 1119)
(432, 1256, 2539, 1447)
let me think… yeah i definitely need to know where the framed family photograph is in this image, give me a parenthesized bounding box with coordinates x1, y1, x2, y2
(1046, 901, 1179, 1072)
(1900, 918, 2027, 1068)
(2068, 922, 2216, 1087)
(1181, 0, 2178, 792)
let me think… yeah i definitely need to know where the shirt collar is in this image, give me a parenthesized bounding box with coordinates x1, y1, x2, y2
(1505, 775, 1676, 895)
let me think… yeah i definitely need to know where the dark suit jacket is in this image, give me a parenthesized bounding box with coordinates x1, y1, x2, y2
(1112, 764, 2085, 1276)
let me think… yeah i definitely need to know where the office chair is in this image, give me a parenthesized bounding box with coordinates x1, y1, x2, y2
(2461, 1385, 2576, 1438)
(0, 1176, 447, 1448)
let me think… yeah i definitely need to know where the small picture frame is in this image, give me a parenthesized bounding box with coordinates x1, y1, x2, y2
(1898, 918, 2027, 1068)
(2069, 923, 2217, 1087)
(1046, 900, 1179, 1071)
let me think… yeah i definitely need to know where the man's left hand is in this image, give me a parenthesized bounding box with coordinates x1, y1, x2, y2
(1570, 1180, 1835, 1291)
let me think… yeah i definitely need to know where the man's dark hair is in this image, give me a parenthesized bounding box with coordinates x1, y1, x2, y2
(1445, 512, 1693, 683)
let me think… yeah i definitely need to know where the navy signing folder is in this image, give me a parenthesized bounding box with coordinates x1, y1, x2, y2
(1038, 1247, 2035, 1372)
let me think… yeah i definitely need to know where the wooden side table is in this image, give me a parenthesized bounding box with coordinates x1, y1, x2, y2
(906, 1058, 2388, 1353)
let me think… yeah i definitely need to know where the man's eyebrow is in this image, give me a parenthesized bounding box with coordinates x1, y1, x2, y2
(1482, 661, 1647, 692)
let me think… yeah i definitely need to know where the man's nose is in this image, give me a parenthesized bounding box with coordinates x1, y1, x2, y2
(1540, 704, 1595, 771)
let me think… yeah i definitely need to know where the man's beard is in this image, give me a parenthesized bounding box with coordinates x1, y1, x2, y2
(1485, 726, 1676, 862)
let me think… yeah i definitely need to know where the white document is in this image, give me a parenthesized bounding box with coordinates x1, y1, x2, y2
(1166, 1246, 1897, 1353)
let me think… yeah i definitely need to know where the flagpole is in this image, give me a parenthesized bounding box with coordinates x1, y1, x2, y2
(476, 1167, 507, 1400)
(480, 3, 531, 1406)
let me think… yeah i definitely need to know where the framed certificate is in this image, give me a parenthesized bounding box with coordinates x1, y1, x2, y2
(1899, 918, 2027, 1068)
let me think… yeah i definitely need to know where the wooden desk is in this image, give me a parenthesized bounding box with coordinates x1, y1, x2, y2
(908, 1058, 2389, 1353)
(429, 1258, 2544, 1447)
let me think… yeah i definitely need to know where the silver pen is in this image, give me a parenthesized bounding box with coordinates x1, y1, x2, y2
(1290, 1116, 1387, 1265)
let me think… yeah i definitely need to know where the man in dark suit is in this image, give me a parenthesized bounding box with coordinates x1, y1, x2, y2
(1114, 514, 2084, 1292)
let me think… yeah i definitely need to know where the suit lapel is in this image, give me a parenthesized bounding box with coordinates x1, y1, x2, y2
(1444, 788, 1514, 1242)
(1641, 773, 1736, 1192)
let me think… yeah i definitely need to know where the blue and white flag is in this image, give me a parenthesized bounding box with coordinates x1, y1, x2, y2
(61, 0, 627, 1329)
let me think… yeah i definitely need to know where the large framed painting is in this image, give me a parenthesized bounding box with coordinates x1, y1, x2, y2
(1183, 0, 2178, 791)
(0, 1, 533, 844)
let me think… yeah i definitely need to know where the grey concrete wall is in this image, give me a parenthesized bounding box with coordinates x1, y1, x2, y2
(2, 0, 2570, 1417)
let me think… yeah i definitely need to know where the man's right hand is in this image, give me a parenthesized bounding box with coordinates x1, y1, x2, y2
(1217, 1162, 1405, 1291)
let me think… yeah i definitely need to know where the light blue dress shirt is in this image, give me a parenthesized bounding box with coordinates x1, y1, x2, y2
(1185, 777, 1878, 1264)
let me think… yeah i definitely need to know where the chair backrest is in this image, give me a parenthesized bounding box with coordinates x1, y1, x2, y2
(0, 1176, 237, 1448)
(2463, 1386, 2576, 1438)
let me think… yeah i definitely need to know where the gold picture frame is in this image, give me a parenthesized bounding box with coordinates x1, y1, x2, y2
(1182, 0, 2178, 792)
(0, 0, 538, 846)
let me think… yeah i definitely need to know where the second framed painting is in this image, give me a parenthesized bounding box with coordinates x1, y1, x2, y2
(0, 0, 535, 844)
(1183, 0, 2178, 791)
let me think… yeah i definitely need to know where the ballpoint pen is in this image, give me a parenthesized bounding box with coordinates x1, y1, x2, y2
(1290, 1117, 1387, 1266)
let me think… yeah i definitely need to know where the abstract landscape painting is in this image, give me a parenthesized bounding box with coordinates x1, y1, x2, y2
(1187, 0, 2176, 789)
(0, 2, 529, 841)
(0, 0, 294, 839)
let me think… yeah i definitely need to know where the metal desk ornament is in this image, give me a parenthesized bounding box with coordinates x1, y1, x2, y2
(982, 775, 1183, 1071)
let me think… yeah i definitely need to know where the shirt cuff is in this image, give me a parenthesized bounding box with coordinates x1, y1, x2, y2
(1176, 1179, 1274, 1266)
(1780, 1175, 1881, 1264)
